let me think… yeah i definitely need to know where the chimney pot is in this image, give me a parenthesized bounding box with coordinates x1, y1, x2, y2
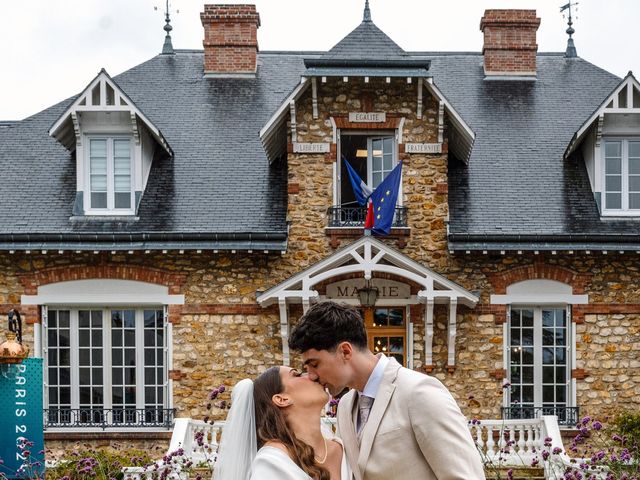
(480, 9, 541, 78)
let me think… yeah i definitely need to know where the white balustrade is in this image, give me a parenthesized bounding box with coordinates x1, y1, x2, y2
(469, 418, 546, 467)
(125, 415, 585, 479)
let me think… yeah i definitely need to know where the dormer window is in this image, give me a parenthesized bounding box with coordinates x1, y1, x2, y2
(603, 139, 640, 213)
(49, 69, 173, 217)
(87, 137, 134, 213)
(565, 73, 640, 216)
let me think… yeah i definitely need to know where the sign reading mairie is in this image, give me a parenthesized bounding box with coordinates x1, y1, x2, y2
(405, 143, 443, 154)
(293, 142, 331, 153)
(327, 279, 411, 300)
(349, 112, 386, 123)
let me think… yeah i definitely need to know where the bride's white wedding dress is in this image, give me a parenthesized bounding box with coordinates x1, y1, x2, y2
(212, 379, 351, 480)
(250, 439, 351, 480)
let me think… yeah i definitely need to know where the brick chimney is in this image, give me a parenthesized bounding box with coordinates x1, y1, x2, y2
(480, 10, 541, 78)
(200, 4, 261, 78)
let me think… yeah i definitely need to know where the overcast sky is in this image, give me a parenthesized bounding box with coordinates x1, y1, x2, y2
(2, 0, 638, 120)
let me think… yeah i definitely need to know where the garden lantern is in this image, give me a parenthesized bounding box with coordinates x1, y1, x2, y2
(0, 309, 29, 379)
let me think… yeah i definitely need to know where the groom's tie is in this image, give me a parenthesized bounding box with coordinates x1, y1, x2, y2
(356, 394, 374, 443)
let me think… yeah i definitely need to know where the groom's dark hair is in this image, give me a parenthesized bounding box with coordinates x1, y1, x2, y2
(289, 301, 368, 352)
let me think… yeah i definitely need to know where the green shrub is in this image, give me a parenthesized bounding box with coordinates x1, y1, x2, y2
(46, 448, 153, 480)
(612, 410, 640, 455)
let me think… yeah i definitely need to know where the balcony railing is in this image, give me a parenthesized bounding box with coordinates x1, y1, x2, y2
(327, 205, 408, 228)
(44, 407, 175, 430)
(502, 406, 580, 427)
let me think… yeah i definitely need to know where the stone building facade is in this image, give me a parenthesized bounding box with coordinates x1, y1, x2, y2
(1, 2, 639, 455)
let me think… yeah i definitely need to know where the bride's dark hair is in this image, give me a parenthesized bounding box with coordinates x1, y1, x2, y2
(253, 366, 330, 480)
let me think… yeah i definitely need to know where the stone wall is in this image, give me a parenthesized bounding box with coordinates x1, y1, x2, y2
(1, 249, 640, 452)
(577, 313, 640, 418)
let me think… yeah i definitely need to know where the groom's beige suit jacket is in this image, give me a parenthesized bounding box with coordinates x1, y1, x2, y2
(336, 357, 485, 480)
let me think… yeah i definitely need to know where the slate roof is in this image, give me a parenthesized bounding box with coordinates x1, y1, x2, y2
(0, 42, 633, 250)
(433, 54, 632, 250)
(0, 51, 304, 250)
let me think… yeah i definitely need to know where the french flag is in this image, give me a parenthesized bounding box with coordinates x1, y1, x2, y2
(343, 157, 375, 229)
(343, 157, 373, 206)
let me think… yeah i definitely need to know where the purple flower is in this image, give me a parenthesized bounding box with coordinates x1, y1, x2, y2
(592, 421, 602, 431)
(581, 416, 592, 425)
(552, 447, 562, 455)
(218, 385, 226, 393)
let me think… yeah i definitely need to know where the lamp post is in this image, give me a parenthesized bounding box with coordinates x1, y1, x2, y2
(0, 309, 30, 379)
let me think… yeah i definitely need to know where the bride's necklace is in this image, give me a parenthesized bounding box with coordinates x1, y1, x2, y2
(315, 436, 328, 464)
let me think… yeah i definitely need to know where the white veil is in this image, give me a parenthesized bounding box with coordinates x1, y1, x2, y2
(213, 379, 257, 480)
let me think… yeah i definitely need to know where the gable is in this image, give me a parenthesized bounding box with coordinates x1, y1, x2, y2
(257, 236, 479, 307)
(49, 69, 172, 156)
(565, 73, 640, 159)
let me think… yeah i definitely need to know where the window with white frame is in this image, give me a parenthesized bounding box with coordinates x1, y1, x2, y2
(507, 306, 574, 424)
(603, 139, 640, 212)
(340, 133, 396, 206)
(87, 137, 134, 213)
(45, 307, 168, 427)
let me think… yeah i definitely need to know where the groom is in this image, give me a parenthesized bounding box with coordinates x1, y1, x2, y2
(289, 301, 485, 480)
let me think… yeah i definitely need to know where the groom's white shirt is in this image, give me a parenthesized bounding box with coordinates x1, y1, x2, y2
(358, 353, 388, 398)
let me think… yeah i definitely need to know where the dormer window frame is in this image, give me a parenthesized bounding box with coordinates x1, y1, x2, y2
(601, 136, 640, 216)
(84, 134, 136, 216)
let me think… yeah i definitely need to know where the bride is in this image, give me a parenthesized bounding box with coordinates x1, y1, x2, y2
(213, 366, 351, 480)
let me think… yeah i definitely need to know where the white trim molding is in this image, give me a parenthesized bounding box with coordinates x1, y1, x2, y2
(565, 72, 640, 159)
(491, 279, 588, 305)
(49, 69, 172, 156)
(422, 79, 475, 163)
(257, 236, 478, 308)
(21, 279, 185, 306)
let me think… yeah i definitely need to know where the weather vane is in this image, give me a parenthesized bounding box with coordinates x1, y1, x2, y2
(155, 0, 179, 54)
(560, 2, 578, 58)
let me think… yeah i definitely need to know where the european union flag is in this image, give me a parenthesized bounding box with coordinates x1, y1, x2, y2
(369, 161, 403, 235)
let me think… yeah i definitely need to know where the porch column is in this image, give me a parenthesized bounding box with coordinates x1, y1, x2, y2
(424, 299, 434, 369)
(447, 298, 458, 371)
(302, 298, 310, 314)
(278, 299, 290, 366)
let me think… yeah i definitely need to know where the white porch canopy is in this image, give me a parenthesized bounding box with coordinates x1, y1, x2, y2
(257, 236, 479, 366)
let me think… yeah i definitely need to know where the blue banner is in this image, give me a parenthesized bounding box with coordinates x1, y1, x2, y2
(0, 358, 45, 479)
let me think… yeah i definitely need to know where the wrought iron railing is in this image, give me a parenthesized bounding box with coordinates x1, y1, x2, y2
(44, 407, 175, 430)
(501, 406, 580, 427)
(327, 206, 408, 228)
